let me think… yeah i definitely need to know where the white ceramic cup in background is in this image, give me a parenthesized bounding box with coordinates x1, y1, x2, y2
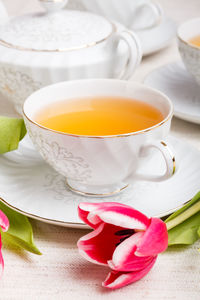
(23, 79, 175, 197)
(178, 18, 200, 86)
(67, 0, 163, 31)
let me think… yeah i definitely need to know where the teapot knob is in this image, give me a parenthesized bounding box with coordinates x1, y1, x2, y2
(39, 0, 68, 13)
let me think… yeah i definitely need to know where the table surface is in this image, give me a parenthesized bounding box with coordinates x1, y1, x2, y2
(0, 0, 200, 299)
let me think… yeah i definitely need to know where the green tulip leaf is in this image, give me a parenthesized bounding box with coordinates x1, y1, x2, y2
(165, 192, 200, 246)
(165, 191, 200, 223)
(167, 212, 200, 246)
(197, 227, 200, 238)
(0, 201, 41, 255)
(0, 116, 26, 154)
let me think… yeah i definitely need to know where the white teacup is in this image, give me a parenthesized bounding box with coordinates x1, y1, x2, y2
(23, 79, 175, 197)
(68, 0, 163, 31)
(178, 18, 200, 85)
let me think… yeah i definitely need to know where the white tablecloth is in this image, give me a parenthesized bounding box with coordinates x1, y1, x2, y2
(0, 0, 200, 299)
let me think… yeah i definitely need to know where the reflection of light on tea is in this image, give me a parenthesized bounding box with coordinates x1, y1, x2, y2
(188, 35, 200, 47)
(34, 97, 164, 136)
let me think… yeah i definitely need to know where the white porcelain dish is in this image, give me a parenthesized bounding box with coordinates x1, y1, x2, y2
(0, 0, 142, 114)
(0, 136, 199, 228)
(144, 62, 200, 124)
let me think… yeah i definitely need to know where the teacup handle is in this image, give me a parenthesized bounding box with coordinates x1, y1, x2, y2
(130, 2, 163, 31)
(125, 140, 176, 183)
(115, 30, 142, 80)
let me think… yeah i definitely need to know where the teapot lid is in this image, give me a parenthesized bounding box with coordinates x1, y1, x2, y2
(0, 0, 114, 52)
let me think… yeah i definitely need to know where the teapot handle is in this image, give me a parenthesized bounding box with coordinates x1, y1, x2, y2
(0, 0, 8, 25)
(115, 30, 142, 80)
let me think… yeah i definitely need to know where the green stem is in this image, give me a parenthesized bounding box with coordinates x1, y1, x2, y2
(165, 201, 200, 230)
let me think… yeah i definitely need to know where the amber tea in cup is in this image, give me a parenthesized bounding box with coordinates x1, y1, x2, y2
(35, 97, 163, 136)
(188, 35, 200, 47)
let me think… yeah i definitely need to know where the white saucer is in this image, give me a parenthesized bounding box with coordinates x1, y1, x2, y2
(144, 62, 200, 124)
(137, 17, 176, 56)
(0, 136, 199, 228)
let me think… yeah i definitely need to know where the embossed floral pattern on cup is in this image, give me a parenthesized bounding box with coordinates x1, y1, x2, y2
(26, 123, 92, 182)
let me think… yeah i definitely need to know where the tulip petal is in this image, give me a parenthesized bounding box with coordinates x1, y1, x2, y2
(109, 232, 144, 271)
(78, 222, 127, 265)
(108, 253, 154, 272)
(79, 202, 149, 230)
(103, 256, 157, 289)
(0, 210, 8, 279)
(0, 210, 9, 232)
(0, 236, 4, 278)
(78, 203, 103, 229)
(78, 202, 132, 229)
(135, 218, 168, 257)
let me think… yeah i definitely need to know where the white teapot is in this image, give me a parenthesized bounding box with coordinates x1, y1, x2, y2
(0, 0, 142, 114)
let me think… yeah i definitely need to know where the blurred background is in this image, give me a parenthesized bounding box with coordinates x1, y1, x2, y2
(2, 0, 200, 23)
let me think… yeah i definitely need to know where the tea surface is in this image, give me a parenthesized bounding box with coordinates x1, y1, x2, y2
(188, 35, 200, 47)
(35, 97, 163, 136)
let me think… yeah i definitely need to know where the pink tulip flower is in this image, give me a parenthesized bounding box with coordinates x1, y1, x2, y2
(0, 210, 9, 277)
(77, 202, 168, 289)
